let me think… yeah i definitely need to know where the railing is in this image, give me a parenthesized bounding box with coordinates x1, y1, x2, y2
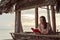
(10, 32, 60, 40)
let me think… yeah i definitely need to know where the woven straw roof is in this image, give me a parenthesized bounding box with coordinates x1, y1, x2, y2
(0, 0, 55, 14)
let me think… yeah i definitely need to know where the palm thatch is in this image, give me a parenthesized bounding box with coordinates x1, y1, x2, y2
(0, 0, 19, 14)
(0, 0, 56, 14)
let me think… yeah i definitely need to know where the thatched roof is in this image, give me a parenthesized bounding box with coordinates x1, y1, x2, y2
(0, 0, 55, 14)
(0, 0, 19, 14)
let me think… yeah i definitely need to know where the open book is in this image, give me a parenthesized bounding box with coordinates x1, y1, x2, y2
(31, 28, 41, 33)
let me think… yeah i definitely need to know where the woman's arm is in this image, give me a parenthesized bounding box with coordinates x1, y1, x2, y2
(38, 24, 42, 32)
(43, 23, 51, 34)
(46, 23, 53, 34)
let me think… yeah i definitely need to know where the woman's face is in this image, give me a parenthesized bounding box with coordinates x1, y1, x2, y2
(40, 18, 44, 23)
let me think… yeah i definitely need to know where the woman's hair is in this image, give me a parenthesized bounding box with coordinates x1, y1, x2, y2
(40, 16, 47, 29)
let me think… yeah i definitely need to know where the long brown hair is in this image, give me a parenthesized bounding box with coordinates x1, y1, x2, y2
(40, 16, 47, 29)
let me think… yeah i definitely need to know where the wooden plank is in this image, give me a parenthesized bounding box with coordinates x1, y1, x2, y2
(51, 5, 56, 32)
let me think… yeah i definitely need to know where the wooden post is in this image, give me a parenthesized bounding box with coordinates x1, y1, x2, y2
(47, 6, 51, 25)
(15, 10, 23, 33)
(35, 7, 38, 28)
(51, 5, 56, 32)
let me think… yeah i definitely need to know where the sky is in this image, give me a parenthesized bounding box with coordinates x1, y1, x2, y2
(0, 13, 15, 27)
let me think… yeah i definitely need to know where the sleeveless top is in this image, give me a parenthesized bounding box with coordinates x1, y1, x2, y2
(38, 23, 53, 34)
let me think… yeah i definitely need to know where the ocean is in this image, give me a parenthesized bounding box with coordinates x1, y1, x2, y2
(0, 8, 60, 40)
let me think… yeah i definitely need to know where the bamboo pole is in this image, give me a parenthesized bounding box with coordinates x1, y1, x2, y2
(51, 5, 56, 32)
(35, 7, 38, 28)
(15, 10, 23, 33)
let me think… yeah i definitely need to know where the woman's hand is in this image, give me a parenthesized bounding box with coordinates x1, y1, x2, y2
(45, 30, 49, 34)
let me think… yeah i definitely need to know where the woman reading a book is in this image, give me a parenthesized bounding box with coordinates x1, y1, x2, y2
(31, 16, 53, 34)
(38, 16, 53, 34)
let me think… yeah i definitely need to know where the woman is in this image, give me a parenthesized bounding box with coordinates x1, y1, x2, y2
(38, 16, 53, 34)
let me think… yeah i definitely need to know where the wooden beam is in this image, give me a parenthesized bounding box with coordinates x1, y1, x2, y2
(35, 7, 38, 28)
(51, 5, 56, 32)
(15, 0, 55, 11)
(15, 10, 23, 33)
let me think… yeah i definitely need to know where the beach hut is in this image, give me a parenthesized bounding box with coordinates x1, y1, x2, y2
(0, 0, 60, 40)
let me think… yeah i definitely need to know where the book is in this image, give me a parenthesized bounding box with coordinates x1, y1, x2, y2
(31, 28, 41, 33)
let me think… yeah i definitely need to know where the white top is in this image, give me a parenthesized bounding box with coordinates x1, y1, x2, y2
(38, 23, 51, 34)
